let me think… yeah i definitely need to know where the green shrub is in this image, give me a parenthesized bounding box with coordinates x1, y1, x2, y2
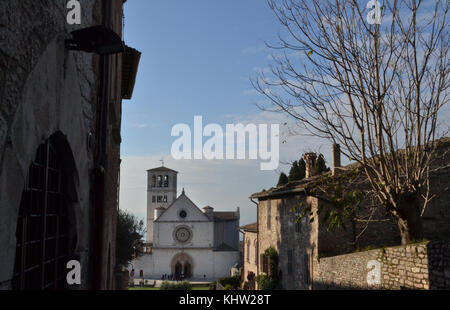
(208, 282, 216, 290)
(217, 275, 242, 290)
(160, 280, 192, 290)
(224, 284, 234, 290)
(255, 274, 277, 290)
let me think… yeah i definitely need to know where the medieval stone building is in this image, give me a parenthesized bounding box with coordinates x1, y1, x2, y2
(247, 141, 450, 290)
(0, 0, 140, 289)
(240, 223, 258, 289)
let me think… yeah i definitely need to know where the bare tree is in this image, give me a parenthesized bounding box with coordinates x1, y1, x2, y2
(253, 0, 449, 244)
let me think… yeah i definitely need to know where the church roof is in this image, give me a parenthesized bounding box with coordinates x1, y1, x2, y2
(214, 243, 238, 252)
(214, 211, 239, 221)
(147, 166, 178, 173)
(239, 222, 257, 233)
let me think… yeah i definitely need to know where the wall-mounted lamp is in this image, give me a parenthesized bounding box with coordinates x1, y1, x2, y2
(65, 25, 125, 55)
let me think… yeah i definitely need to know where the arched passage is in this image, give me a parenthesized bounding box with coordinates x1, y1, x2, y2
(170, 252, 194, 280)
(12, 133, 78, 290)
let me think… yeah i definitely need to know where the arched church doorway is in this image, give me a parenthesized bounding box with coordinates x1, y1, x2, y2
(171, 252, 194, 280)
(174, 262, 182, 279)
(12, 133, 78, 290)
(183, 262, 192, 279)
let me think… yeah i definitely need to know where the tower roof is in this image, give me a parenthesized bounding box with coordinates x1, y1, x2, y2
(147, 166, 178, 173)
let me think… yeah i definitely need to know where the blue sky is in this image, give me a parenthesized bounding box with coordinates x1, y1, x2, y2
(122, 0, 281, 155)
(118, 1, 342, 230)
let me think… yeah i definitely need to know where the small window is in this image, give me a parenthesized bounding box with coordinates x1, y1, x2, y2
(246, 240, 251, 263)
(151, 175, 156, 187)
(179, 210, 187, 219)
(254, 240, 258, 264)
(261, 255, 269, 274)
(152, 196, 156, 203)
(295, 217, 301, 233)
(163, 195, 167, 203)
(287, 249, 293, 274)
(157, 195, 162, 203)
(304, 253, 310, 284)
(267, 200, 271, 230)
(164, 175, 169, 187)
(157, 175, 163, 187)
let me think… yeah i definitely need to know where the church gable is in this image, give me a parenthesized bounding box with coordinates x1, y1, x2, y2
(155, 192, 210, 222)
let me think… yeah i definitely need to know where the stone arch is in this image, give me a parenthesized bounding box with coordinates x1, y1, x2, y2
(0, 36, 92, 289)
(170, 252, 194, 279)
(12, 132, 79, 289)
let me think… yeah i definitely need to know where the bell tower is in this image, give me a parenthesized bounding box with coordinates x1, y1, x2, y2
(146, 166, 178, 242)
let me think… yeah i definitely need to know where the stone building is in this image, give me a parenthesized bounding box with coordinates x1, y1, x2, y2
(249, 141, 450, 290)
(0, 0, 140, 289)
(240, 223, 258, 289)
(130, 166, 241, 281)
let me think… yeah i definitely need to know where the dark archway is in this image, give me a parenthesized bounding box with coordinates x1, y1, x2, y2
(174, 262, 182, 280)
(183, 262, 192, 279)
(171, 252, 194, 280)
(12, 133, 78, 290)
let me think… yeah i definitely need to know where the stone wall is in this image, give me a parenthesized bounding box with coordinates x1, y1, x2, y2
(313, 240, 450, 289)
(0, 0, 126, 289)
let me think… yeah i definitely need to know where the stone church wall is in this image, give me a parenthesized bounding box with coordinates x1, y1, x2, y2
(130, 249, 240, 281)
(153, 221, 214, 248)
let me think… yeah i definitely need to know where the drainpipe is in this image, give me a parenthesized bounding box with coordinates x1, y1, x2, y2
(250, 197, 259, 284)
(92, 0, 112, 290)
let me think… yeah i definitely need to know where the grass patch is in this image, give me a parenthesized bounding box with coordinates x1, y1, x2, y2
(128, 287, 160, 290)
(128, 286, 210, 291)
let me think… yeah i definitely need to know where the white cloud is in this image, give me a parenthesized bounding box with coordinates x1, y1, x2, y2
(130, 123, 150, 129)
(119, 111, 340, 233)
(242, 89, 259, 96)
(119, 155, 278, 230)
(242, 45, 267, 55)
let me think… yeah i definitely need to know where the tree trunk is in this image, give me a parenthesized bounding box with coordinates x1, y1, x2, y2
(395, 200, 424, 245)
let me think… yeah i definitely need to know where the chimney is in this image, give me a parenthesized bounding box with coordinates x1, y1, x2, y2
(332, 144, 341, 176)
(202, 206, 214, 220)
(304, 153, 317, 179)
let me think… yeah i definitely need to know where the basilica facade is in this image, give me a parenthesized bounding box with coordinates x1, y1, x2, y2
(130, 166, 240, 281)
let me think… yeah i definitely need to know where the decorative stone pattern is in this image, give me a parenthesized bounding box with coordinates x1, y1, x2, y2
(313, 240, 450, 289)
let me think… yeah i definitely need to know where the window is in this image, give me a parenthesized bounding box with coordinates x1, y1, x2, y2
(287, 249, 293, 274)
(295, 217, 301, 233)
(157, 195, 162, 203)
(12, 136, 76, 290)
(163, 175, 169, 187)
(246, 240, 250, 263)
(254, 240, 258, 264)
(151, 175, 156, 188)
(157, 175, 163, 187)
(267, 200, 271, 230)
(152, 196, 156, 203)
(261, 255, 269, 274)
(179, 210, 187, 219)
(163, 195, 167, 203)
(304, 253, 310, 285)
